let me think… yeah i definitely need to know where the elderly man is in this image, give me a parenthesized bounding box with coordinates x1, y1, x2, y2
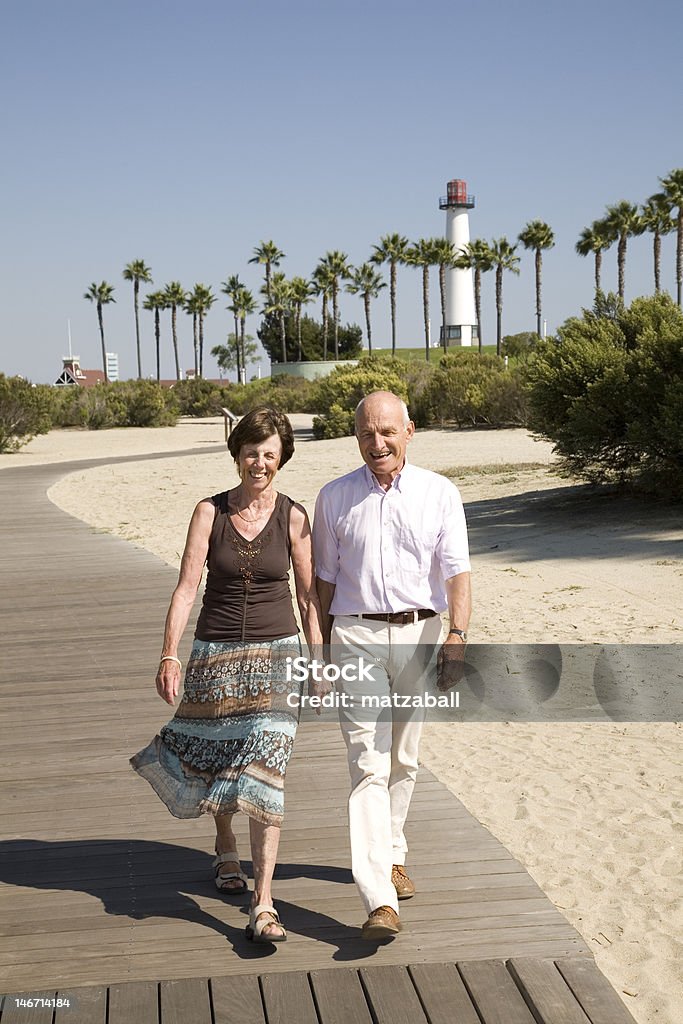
(313, 391, 471, 940)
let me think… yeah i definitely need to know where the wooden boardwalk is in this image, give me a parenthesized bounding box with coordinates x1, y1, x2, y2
(0, 455, 635, 1022)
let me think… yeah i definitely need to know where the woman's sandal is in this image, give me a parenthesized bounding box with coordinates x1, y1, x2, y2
(212, 850, 249, 895)
(245, 903, 287, 943)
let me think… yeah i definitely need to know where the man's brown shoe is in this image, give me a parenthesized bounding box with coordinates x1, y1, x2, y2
(392, 864, 416, 900)
(360, 905, 402, 940)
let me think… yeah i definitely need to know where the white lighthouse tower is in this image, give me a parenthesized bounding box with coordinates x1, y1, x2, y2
(439, 179, 477, 347)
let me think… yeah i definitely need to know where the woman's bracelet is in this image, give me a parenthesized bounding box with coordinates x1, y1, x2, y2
(159, 655, 182, 669)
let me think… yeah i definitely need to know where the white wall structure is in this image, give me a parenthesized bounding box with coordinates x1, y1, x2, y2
(439, 179, 477, 347)
(105, 352, 119, 381)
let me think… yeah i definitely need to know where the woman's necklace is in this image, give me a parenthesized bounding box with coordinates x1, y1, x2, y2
(231, 492, 276, 524)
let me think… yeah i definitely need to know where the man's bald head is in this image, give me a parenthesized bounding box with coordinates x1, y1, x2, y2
(354, 391, 414, 486)
(354, 391, 410, 432)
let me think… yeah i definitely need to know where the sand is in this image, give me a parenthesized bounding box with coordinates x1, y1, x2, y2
(8, 417, 682, 1022)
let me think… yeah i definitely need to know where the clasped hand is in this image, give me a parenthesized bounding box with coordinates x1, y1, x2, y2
(436, 637, 466, 692)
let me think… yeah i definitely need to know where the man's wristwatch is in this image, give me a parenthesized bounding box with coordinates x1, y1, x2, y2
(448, 628, 468, 642)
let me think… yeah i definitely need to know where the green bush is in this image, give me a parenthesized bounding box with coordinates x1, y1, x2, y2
(0, 375, 53, 452)
(51, 381, 178, 429)
(421, 351, 527, 427)
(173, 378, 228, 417)
(526, 293, 683, 496)
(310, 358, 409, 438)
(222, 375, 318, 416)
(117, 380, 178, 426)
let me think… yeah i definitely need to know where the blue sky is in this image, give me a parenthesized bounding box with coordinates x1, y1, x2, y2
(2, 0, 681, 382)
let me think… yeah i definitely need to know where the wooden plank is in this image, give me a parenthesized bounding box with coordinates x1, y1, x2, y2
(409, 962, 481, 1024)
(309, 968, 374, 1024)
(556, 958, 638, 1024)
(0, 992, 56, 1024)
(108, 981, 159, 1024)
(260, 971, 318, 1024)
(54, 986, 107, 1024)
(160, 978, 212, 1024)
(457, 960, 536, 1024)
(359, 965, 429, 1024)
(508, 958, 591, 1024)
(211, 974, 266, 1024)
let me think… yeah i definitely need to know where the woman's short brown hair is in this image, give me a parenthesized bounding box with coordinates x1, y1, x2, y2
(227, 406, 295, 468)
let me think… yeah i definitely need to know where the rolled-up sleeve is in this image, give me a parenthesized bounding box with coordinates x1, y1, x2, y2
(312, 486, 340, 584)
(436, 482, 471, 579)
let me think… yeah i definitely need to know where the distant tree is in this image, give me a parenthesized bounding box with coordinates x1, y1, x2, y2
(264, 273, 293, 363)
(501, 331, 538, 359)
(185, 290, 200, 376)
(84, 281, 116, 382)
(312, 261, 335, 360)
(221, 274, 244, 380)
(518, 221, 554, 337)
(575, 220, 614, 298)
(641, 194, 676, 293)
(236, 287, 257, 381)
(453, 239, 494, 354)
(257, 314, 362, 363)
(212, 333, 259, 379)
(123, 259, 153, 378)
(249, 240, 285, 305)
(604, 201, 644, 300)
(345, 262, 386, 355)
(318, 251, 350, 359)
(371, 233, 410, 355)
(143, 290, 167, 381)
(489, 239, 520, 356)
(431, 237, 457, 353)
(194, 284, 216, 377)
(659, 168, 683, 305)
(289, 276, 315, 360)
(163, 281, 186, 380)
(406, 239, 439, 360)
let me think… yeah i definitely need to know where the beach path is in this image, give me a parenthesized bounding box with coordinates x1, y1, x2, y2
(0, 454, 636, 1022)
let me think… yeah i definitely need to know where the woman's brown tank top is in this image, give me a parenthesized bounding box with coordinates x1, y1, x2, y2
(194, 490, 299, 642)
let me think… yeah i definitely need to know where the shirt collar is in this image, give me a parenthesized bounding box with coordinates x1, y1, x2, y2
(362, 457, 411, 493)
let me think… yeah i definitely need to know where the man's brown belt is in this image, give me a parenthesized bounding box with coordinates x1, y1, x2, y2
(355, 609, 437, 625)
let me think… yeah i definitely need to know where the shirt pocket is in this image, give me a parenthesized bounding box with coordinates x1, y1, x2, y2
(398, 523, 435, 575)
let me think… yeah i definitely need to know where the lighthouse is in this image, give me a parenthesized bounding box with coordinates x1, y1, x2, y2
(439, 179, 477, 347)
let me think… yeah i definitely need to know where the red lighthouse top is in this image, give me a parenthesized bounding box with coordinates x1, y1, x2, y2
(439, 179, 475, 210)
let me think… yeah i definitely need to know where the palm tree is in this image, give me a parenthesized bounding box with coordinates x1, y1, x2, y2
(345, 263, 386, 355)
(185, 284, 215, 377)
(264, 273, 292, 363)
(604, 201, 644, 300)
(318, 251, 349, 359)
(489, 239, 520, 356)
(185, 290, 200, 376)
(371, 233, 410, 355)
(221, 275, 244, 380)
(196, 284, 216, 377)
(575, 220, 614, 298)
(659, 168, 683, 305)
(289, 276, 315, 360)
(312, 262, 335, 360)
(249, 240, 285, 305)
(84, 281, 116, 382)
(641, 195, 676, 293)
(236, 287, 256, 379)
(430, 237, 457, 353)
(143, 290, 166, 381)
(454, 239, 494, 353)
(122, 259, 152, 379)
(163, 281, 186, 380)
(518, 221, 554, 337)
(406, 239, 438, 360)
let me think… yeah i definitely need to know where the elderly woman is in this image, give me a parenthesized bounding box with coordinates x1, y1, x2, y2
(131, 406, 324, 944)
